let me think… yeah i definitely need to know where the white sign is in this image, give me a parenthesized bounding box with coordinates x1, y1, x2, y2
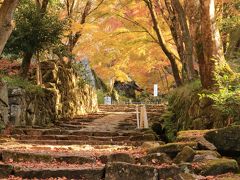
(104, 96, 112, 105)
(154, 84, 158, 97)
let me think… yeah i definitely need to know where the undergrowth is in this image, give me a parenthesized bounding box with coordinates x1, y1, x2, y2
(2, 76, 44, 95)
(200, 74, 240, 124)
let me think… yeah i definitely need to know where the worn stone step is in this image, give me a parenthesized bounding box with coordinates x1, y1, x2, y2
(11, 134, 131, 141)
(105, 162, 182, 180)
(16, 139, 143, 146)
(13, 167, 105, 179)
(2, 150, 96, 164)
(57, 124, 86, 129)
(10, 128, 143, 137)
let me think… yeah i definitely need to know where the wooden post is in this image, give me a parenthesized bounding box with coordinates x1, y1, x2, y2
(140, 105, 144, 128)
(139, 104, 149, 129)
(143, 105, 149, 128)
(136, 105, 140, 129)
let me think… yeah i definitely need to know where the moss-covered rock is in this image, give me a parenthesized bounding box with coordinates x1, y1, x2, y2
(141, 141, 165, 150)
(147, 142, 198, 157)
(205, 126, 240, 153)
(174, 146, 196, 164)
(192, 158, 239, 176)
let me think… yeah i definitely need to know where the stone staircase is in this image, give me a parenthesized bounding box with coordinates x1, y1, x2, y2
(0, 104, 239, 179)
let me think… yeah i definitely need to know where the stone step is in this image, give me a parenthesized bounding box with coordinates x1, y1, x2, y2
(13, 166, 105, 179)
(56, 124, 86, 129)
(11, 134, 131, 141)
(1, 150, 96, 164)
(15, 139, 143, 146)
(10, 128, 144, 137)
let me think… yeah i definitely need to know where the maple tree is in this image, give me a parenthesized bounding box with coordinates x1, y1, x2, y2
(0, 0, 238, 91)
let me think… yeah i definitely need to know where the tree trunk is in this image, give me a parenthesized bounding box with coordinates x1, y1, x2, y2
(20, 52, 34, 79)
(68, 0, 92, 53)
(145, 0, 182, 87)
(199, 0, 232, 89)
(171, 0, 196, 81)
(0, 0, 19, 55)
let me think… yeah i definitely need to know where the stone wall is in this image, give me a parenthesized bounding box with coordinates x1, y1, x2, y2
(41, 60, 98, 119)
(8, 88, 56, 126)
(2, 60, 98, 127)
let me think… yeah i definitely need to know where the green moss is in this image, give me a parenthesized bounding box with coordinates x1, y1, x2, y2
(161, 110, 177, 142)
(2, 76, 44, 95)
(194, 159, 239, 176)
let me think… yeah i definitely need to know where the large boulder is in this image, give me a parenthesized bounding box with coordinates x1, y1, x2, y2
(205, 126, 240, 153)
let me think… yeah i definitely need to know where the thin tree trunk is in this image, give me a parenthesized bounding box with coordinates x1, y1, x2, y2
(162, 0, 185, 81)
(157, 69, 166, 92)
(68, 0, 92, 53)
(20, 52, 34, 79)
(171, 0, 196, 81)
(161, 67, 170, 91)
(144, 0, 182, 87)
(0, 0, 19, 55)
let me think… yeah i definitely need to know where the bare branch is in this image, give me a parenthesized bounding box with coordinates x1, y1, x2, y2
(116, 14, 158, 44)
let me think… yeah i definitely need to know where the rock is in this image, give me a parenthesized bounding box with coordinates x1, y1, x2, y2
(105, 162, 158, 180)
(0, 164, 13, 178)
(139, 153, 171, 165)
(195, 150, 221, 158)
(205, 126, 240, 153)
(178, 173, 196, 180)
(193, 154, 218, 162)
(148, 142, 198, 157)
(14, 167, 105, 179)
(174, 146, 196, 164)
(107, 153, 135, 164)
(176, 130, 210, 142)
(192, 158, 239, 176)
(197, 137, 216, 151)
(141, 141, 165, 150)
(158, 164, 181, 180)
(130, 134, 156, 141)
(193, 150, 221, 162)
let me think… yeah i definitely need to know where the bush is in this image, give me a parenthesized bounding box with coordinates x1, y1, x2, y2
(97, 90, 106, 104)
(200, 74, 240, 124)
